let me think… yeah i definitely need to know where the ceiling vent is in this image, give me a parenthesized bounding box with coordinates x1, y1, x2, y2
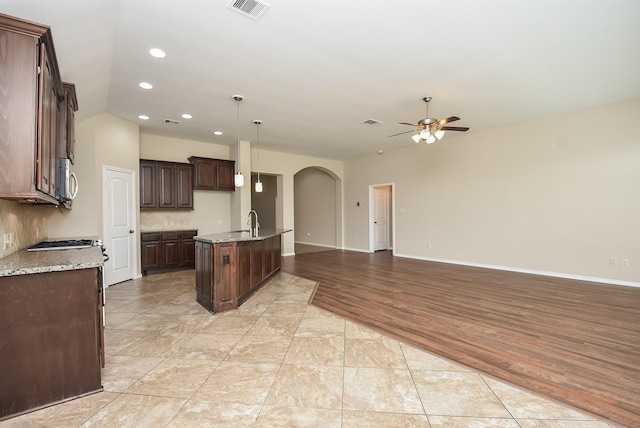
(227, 0, 271, 20)
(164, 118, 181, 125)
(363, 119, 383, 125)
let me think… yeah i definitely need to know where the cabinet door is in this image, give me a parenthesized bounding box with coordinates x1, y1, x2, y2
(157, 163, 175, 208)
(217, 160, 235, 190)
(175, 164, 194, 209)
(190, 157, 216, 189)
(38, 43, 59, 198)
(141, 240, 161, 273)
(250, 240, 264, 288)
(139, 161, 157, 209)
(162, 231, 180, 268)
(181, 231, 197, 267)
(163, 240, 180, 268)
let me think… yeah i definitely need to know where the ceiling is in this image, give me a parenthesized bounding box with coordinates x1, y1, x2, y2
(3, 0, 640, 160)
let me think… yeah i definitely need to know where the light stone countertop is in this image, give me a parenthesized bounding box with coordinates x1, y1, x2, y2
(194, 228, 292, 244)
(0, 246, 104, 277)
(140, 228, 198, 233)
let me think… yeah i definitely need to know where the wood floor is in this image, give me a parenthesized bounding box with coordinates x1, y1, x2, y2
(281, 250, 640, 427)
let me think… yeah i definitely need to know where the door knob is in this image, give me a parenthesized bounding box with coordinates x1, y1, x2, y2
(129, 230, 134, 234)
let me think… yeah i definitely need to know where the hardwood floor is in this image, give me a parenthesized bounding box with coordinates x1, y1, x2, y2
(281, 250, 640, 427)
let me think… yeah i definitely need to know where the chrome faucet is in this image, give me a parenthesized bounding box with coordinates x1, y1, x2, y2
(247, 210, 260, 236)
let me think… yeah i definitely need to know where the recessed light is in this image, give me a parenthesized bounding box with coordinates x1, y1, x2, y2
(138, 115, 149, 120)
(182, 113, 192, 119)
(139, 82, 153, 89)
(213, 131, 223, 136)
(149, 48, 166, 58)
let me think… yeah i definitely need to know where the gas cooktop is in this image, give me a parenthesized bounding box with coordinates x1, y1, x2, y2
(27, 239, 95, 252)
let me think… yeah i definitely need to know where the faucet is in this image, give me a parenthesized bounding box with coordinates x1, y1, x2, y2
(247, 210, 260, 237)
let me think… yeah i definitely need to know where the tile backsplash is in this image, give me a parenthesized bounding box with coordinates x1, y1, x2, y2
(140, 211, 192, 231)
(0, 199, 50, 258)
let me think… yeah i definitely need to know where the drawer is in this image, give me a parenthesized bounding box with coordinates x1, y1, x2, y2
(141, 232, 161, 242)
(162, 231, 180, 241)
(180, 230, 197, 239)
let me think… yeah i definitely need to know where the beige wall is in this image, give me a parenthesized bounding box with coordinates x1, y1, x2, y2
(294, 167, 337, 247)
(139, 133, 234, 235)
(253, 149, 344, 255)
(344, 98, 640, 285)
(47, 113, 140, 239)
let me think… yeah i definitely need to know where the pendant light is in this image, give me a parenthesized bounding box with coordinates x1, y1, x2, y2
(232, 95, 244, 187)
(253, 119, 263, 193)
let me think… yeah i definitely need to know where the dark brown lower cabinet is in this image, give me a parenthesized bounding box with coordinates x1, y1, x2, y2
(195, 235, 282, 313)
(141, 230, 197, 275)
(0, 268, 103, 420)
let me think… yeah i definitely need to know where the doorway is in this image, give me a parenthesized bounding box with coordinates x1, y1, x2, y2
(103, 166, 136, 286)
(370, 184, 393, 252)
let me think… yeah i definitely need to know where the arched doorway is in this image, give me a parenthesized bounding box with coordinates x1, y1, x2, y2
(293, 167, 341, 254)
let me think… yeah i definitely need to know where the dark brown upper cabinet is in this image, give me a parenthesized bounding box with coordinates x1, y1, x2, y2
(0, 14, 70, 205)
(188, 156, 235, 191)
(140, 159, 194, 210)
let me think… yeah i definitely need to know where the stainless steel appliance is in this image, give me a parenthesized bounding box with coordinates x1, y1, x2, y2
(57, 158, 78, 204)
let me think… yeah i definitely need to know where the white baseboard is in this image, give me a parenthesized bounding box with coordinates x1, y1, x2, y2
(393, 252, 640, 288)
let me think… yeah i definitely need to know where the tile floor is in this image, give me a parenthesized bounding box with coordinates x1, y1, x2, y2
(2, 270, 618, 427)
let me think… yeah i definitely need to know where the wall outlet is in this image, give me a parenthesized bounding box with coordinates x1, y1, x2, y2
(427, 243, 431, 249)
(218, 219, 223, 225)
(3, 233, 13, 250)
(609, 257, 618, 267)
(621, 258, 629, 267)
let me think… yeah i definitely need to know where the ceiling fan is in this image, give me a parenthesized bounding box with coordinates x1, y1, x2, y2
(389, 97, 469, 144)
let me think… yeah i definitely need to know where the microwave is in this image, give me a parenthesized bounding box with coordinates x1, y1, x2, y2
(57, 158, 78, 203)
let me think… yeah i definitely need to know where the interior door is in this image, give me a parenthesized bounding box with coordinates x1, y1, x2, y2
(103, 167, 136, 286)
(373, 186, 390, 251)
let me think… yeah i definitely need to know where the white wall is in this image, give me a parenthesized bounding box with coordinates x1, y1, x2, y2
(344, 98, 640, 285)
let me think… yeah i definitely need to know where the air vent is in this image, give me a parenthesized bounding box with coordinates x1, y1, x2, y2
(164, 118, 181, 125)
(363, 119, 383, 125)
(227, 0, 271, 20)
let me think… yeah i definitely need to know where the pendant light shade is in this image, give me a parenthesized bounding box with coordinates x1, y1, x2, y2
(232, 95, 244, 187)
(253, 119, 263, 193)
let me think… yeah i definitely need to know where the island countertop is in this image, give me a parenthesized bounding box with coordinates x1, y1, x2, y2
(0, 247, 104, 277)
(194, 228, 291, 244)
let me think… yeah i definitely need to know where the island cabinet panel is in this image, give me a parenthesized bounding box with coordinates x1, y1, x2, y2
(0, 268, 103, 420)
(195, 233, 285, 313)
(237, 242, 252, 298)
(195, 241, 213, 311)
(213, 243, 238, 312)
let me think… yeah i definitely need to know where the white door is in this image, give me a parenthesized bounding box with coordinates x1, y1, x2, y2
(103, 167, 136, 286)
(373, 186, 390, 251)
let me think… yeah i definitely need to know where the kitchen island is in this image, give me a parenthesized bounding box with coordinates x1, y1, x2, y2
(194, 228, 291, 313)
(0, 247, 104, 420)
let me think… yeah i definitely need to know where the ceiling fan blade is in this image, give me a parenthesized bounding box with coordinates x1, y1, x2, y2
(398, 122, 419, 127)
(388, 129, 417, 137)
(437, 116, 460, 126)
(440, 126, 469, 132)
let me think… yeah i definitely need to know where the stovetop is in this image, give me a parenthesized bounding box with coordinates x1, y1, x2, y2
(27, 239, 95, 252)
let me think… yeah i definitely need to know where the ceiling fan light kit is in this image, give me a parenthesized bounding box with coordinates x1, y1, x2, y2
(390, 96, 469, 144)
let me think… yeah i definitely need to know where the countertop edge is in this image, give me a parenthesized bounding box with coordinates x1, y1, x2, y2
(194, 228, 292, 244)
